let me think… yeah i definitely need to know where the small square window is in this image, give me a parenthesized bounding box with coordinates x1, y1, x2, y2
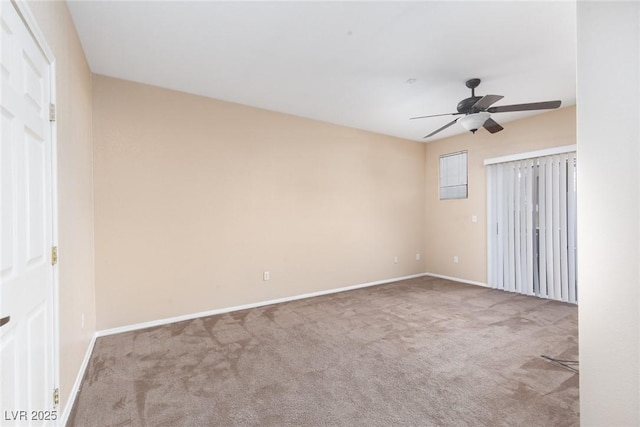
(439, 151, 468, 200)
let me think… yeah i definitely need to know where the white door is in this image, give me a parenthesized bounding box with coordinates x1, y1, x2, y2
(1, 1, 57, 424)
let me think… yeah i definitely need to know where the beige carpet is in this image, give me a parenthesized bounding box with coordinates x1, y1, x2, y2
(68, 276, 579, 426)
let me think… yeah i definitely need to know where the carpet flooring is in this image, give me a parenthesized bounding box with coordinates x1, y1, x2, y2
(67, 276, 579, 426)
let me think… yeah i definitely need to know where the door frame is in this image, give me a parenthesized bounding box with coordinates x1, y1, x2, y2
(10, 0, 60, 406)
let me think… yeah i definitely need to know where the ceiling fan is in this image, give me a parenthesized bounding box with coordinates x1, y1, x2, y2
(411, 78, 561, 139)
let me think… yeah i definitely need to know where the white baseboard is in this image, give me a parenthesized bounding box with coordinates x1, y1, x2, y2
(59, 332, 97, 427)
(97, 272, 429, 337)
(423, 272, 488, 288)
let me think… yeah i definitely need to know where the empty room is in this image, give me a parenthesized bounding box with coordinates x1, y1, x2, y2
(1, 1, 638, 426)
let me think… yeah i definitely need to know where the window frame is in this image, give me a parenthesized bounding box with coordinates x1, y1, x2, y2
(439, 150, 468, 200)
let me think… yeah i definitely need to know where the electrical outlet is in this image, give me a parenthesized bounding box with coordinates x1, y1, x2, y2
(453, 256, 459, 264)
(416, 253, 421, 261)
(471, 215, 478, 223)
(394, 256, 398, 264)
(263, 271, 270, 281)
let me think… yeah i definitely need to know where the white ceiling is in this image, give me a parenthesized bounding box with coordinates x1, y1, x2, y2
(67, 1, 576, 142)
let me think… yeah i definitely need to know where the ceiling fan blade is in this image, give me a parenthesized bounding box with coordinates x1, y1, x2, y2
(424, 118, 459, 139)
(471, 94, 504, 112)
(483, 117, 504, 134)
(410, 112, 460, 120)
(488, 100, 561, 113)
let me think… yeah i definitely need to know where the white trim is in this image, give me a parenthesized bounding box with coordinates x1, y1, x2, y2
(49, 60, 60, 415)
(58, 333, 97, 427)
(423, 272, 489, 288)
(11, 0, 55, 62)
(484, 144, 577, 166)
(97, 273, 428, 337)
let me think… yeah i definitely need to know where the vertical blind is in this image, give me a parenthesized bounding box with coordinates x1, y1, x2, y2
(487, 152, 577, 303)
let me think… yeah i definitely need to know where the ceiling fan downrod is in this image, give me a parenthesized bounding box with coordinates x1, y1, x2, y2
(466, 78, 481, 98)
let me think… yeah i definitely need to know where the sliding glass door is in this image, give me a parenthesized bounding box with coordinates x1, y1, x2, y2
(487, 151, 577, 303)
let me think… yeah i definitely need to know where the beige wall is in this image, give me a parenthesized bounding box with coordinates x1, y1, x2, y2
(27, 0, 95, 412)
(423, 106, 576, 283)
(577, 2, 639, 424)
(92, 75, 426, 330)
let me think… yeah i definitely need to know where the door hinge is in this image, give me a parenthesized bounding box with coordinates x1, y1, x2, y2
(51, 246, 58, 266)
(53, 388, 59, 406)
(49, 103, 56, 122)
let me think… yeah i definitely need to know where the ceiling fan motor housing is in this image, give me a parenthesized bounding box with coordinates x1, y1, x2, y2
(457, 96, 482, 114)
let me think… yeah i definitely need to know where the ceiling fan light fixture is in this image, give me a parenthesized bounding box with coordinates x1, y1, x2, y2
(458, 112, 490, 133)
